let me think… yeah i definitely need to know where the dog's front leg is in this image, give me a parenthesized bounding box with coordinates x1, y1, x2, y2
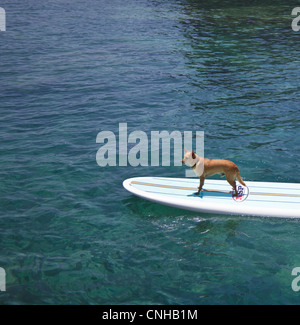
(194, 175, 205, 195)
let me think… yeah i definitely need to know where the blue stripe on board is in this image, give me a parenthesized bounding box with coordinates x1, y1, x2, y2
(153, 177, 300, 189)
(139, 178, 300, 192)
(132, 183, 300, 201)
(134, 189, 300, 205)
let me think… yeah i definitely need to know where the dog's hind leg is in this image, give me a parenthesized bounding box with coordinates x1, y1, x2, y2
(225, 174, 237, 196)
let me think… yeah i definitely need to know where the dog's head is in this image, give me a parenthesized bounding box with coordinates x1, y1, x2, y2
(182, 148, 197, 167)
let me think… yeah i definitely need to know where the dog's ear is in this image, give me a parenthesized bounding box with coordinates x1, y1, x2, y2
(192, 150, 196, 159)
(184, 147, 188, 153)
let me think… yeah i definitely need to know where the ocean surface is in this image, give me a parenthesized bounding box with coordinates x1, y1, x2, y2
(0, 0, 300, 304)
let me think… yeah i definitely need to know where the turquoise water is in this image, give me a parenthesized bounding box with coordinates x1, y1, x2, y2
(0, 0, 300, 304)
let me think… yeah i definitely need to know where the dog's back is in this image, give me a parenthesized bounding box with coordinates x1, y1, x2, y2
(203, 158, 238, 176)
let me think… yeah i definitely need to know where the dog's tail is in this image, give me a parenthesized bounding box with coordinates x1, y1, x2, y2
(236, 171, 246, 186)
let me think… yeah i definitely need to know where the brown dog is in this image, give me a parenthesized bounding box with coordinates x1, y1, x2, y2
(182, 149, 246, 196)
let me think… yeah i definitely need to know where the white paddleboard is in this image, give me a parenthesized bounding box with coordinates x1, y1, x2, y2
(123, 177, 300, 218)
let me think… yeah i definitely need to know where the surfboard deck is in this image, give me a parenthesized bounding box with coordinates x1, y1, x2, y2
(123, 177, 300, 218)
